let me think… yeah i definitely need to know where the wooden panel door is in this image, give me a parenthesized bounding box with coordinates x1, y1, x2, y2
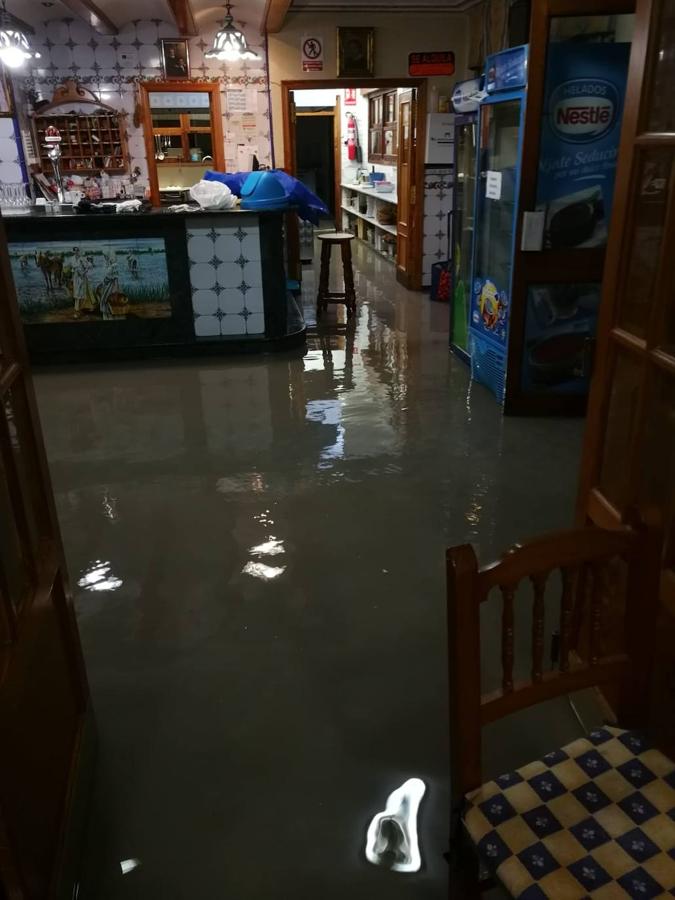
(576, 0, 675, 753)
(396, 89, 417, 289)
(0, 218, 91, 897)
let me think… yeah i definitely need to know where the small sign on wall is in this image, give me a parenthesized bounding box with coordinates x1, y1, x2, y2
(344, 88, 357, 106)
(408, 51, 455, 77)
(302, 35, 324, 72)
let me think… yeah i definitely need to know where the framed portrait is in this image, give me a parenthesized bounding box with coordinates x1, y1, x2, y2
(337, 27, 374, 78)
(160, 38, 190, 80)
(0, 72, 14, 117)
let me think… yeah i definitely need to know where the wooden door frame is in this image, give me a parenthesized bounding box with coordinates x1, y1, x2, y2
(576, 0, 657, 529)
(281, 78, 427, 290)
(139, 81, 225, 207)
(504, 0, 636, 415)
(0, 217, 93, 897)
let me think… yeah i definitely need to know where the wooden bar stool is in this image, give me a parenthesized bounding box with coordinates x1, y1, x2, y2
(316, 232, 357, 318)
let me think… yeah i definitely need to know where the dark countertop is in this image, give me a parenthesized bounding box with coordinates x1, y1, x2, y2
(2, 204, 285, 223)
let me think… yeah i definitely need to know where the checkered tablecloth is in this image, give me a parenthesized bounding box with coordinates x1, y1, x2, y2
(463, 727, 675, 898)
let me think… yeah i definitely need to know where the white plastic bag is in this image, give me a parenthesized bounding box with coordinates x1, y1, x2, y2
(189, 179, 237, 210)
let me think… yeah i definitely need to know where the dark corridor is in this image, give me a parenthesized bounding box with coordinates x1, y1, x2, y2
(296, 113, 335, 216)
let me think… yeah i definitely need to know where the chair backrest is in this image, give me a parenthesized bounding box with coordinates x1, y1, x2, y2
(447, 521, 661, 807)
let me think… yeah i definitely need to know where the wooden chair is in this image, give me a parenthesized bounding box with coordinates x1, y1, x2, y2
(446, 522, 675, 899)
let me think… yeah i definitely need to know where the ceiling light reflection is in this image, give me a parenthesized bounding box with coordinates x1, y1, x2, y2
(365, 778, 425, 873)
(242, 561, 285, 580)
(77, 561, 123, 593)
(249, 538, 284, 557)
(119, 858, 140, 875)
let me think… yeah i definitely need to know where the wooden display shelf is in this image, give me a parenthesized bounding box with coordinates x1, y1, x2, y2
(32, 79, 129, 177)
(341, 204, 397, 235)
(342, 208, 397, 264)
(341, 182, 398, 205)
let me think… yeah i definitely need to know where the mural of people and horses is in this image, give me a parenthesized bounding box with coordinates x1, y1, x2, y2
(9, 237, 171, 324)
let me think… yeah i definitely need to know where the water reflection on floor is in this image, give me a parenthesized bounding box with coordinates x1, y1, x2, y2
(34, 239, 584, 898)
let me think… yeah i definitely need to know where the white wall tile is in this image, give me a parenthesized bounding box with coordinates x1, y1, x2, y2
(216, 261, 244, 289)
(188, 236, 214, 264)
(194, 315, 220, 337)
(220, 288, 245, 316)
(244, 287, 264, 315)
(245, 313, 265, 335)
(191, 264, 217, 291)
(221, 315, 247, 336)
(244, 258, 263, 288)
(192, 290, 219, 316)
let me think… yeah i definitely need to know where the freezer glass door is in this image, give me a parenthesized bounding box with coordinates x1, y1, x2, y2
(452, 120, 477, 355)
(472, 98, 521, 345)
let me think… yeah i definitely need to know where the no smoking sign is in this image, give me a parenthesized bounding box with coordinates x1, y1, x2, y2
(302, 35, 323, 72)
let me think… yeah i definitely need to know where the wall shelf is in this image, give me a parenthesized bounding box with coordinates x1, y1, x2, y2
(341, 204, 397, 236)
(32, 80, 128, 177)
(341, 182, 398, 205)
(341, 182, 397, 262)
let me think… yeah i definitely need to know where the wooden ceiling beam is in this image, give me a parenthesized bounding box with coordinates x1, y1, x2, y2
(263, 0, 293, 33)
(58, 0, 118, 35)
(166, 0, 198, 36)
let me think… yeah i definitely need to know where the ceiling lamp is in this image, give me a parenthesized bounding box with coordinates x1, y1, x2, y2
(205, 3, 260, 62)
(0, 1, 41, 69)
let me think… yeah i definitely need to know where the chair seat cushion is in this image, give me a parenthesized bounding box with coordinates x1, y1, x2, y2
(463, 727, 675, 898)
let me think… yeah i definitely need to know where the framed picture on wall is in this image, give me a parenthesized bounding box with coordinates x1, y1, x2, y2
(337, 27, 374, 78)
(160, 39, 190, 79)
(0, 73, 14, 116)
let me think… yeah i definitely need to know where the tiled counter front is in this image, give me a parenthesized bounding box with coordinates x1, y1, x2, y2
(4, 208, 303, 363)
(187, 216, 265, 339)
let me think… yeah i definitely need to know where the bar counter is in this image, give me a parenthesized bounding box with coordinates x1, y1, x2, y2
(3, 206, 305, 363)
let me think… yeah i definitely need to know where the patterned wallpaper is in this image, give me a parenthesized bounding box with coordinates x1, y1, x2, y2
(423, 167, 454, 288)
(5, 15, 272, 189)
(0, 117, 24, 186)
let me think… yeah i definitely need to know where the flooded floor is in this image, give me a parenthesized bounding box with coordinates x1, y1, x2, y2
(35, 239, 585, 898)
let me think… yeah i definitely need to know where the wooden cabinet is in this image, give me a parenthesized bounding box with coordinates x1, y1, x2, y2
(368, 89, 398, 164)
(140, 82, 225, 206)
(32, 80, 128, 176)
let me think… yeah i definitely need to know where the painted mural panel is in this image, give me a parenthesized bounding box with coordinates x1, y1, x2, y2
(9, 237, 171, 324)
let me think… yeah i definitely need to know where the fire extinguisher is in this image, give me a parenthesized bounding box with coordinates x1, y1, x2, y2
(346, 113, 357, 161)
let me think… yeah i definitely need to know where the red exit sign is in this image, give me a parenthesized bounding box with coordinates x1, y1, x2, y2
(408, 51, 455, 77)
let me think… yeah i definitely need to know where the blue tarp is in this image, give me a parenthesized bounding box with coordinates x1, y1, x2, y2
(203, 169, 329, 226)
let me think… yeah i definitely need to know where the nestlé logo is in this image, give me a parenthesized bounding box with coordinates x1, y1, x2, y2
(549, 78, 619, 143)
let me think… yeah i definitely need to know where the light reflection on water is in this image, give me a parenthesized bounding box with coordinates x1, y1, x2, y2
(242, 561, 286, 580)
(77, 560, 123, 592)
(365, 778, 426, 873)
(249, 538, 284, 557)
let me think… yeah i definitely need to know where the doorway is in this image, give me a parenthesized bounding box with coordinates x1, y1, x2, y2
(282, 79, 427, 291)
(296, 113, 336, 218)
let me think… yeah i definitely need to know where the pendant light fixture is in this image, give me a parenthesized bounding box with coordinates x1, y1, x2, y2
(0, 1, 41, 69)
(205, 3, 260, 62)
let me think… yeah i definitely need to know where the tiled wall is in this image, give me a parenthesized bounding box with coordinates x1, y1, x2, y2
(0, 118, 24, 185)
(9, 16, 272, 191)
(187, 216, 265, 338)
(423, 167, 454, 288)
